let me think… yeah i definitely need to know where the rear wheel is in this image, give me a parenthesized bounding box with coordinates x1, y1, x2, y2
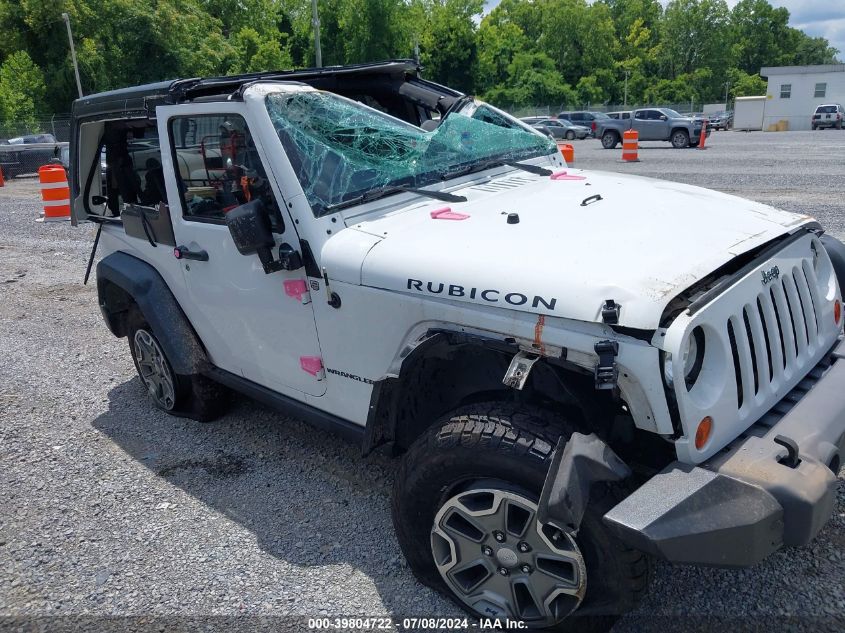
(127, 310, 228, 421)
(670, 129, 690, 148)
(392, 403, 651, 632)
(565, 130, 576, 141)
(600, 131, 619, 149)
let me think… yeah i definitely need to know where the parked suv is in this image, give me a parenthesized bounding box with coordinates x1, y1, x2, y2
(70, 60, 845, 631)
(812, 104, 844, 130)
(557, 110, 610, 136)
(597, 107, 709, 148)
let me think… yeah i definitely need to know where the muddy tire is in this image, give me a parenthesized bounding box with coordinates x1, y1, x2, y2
(392, 402, 651, 632)
(127, 309, 228, 422)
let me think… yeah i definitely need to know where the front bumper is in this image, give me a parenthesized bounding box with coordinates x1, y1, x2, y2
(603, 340, 845, 567)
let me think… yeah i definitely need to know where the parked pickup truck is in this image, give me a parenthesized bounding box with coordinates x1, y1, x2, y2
(597, 107, 710, 149)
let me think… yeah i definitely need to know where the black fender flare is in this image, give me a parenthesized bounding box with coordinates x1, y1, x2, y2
(821, 235, 845, 293)
(96, 251, 210, 375)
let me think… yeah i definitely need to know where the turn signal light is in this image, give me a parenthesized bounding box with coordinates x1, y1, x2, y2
(835, 299, 842, 326)
(695, 416, 713, 450)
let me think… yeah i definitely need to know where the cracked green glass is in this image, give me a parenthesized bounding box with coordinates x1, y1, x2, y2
(265, 90, 556, 216)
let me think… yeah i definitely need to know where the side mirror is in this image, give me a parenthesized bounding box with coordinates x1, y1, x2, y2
(225, 200, 302, 274)
(660, 115, 668, 121)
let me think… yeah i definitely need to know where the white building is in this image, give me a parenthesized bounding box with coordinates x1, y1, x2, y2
(760, 64, 845, 131)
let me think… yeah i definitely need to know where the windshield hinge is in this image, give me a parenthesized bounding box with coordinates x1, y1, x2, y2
(594, 340, 619, 390)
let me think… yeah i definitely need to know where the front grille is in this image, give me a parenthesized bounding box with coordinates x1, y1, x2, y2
(752, 349, 836, 433)
(725, 259, 823, 413)
(667, 231, 841, 463)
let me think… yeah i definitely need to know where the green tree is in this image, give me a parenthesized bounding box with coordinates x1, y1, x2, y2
(540, 0, 618, 87)
(0, 51, 46, 125)
(476, 20, 530, 93)
(229, 27, 293, 73)
(419, 0, 483, 92)
(729, 0, 792, 73)
(728, 69, 767, 97)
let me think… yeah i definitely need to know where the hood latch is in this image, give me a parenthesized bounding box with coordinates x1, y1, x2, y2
(594, 340, 619, 390)
(601, 299, 620, 324)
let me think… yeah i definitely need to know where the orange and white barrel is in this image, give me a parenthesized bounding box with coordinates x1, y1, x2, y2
(621, 130, 639, 162)
(557, 142, 575, 166)
(37, 165, 71, 222)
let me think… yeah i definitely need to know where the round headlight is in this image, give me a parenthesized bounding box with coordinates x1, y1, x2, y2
(664, 327, 705, 389)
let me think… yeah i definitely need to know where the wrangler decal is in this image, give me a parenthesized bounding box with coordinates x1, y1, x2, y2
(325, 368, 374, 384)
(407, 279, 557, 311)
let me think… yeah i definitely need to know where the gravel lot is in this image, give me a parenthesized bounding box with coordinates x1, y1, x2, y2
(1, 130, 843, 632)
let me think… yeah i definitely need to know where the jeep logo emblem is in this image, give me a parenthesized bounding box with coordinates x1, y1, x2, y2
(760, 265, 780, 286)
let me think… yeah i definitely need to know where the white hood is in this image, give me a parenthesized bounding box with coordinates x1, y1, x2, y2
(337, 169, 813, 330)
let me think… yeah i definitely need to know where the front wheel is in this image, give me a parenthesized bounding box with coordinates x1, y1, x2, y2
(670, 129, 690, 148)
(600, 131, 619, 149)
(392, 403, 651, 632)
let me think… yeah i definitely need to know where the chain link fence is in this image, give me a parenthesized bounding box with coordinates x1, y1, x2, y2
(508, 102, 718, 119)
(1, 115, 71, 179)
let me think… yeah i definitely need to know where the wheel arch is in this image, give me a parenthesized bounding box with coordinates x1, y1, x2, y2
(362, 330, 611, 456)
(96, 251, 210, 375)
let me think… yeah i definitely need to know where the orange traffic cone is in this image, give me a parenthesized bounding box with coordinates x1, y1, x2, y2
(37, 165, 71, 222)
(697, 120, 708, 150)
(621, 129, 640, 162)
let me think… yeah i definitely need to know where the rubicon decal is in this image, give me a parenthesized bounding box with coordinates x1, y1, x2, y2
(760, 265, 780, 286)
(407, 279, 557, 311)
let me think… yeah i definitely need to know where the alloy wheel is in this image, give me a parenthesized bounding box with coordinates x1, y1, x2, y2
(431, 488, 586, 627)
(133, 329, 177, 410)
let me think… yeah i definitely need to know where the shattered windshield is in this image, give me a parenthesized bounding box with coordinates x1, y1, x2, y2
(265, 90, 556, 216)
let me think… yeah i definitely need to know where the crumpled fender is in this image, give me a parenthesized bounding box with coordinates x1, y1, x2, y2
(537, 432, 631, 533)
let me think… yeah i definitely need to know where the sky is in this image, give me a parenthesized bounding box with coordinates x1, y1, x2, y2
(482, 1, 845, 61)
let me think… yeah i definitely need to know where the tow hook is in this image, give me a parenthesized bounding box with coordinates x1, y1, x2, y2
(537, 432, 630, 534)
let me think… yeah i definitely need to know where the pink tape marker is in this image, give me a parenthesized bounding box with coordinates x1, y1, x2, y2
(550, 170, 586, 181)
(300, 356, 323, 376)
(430, 207, 470, 221)
(284, 279, 309, 302)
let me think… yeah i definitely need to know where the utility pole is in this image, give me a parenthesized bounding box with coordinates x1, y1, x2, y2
(62, 13, 84, 98)
(624, 70, 630, 107)
(724, 81, 731, 108)
(311, 0, 322, 68)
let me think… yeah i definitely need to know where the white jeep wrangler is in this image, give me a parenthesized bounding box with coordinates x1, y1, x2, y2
(69, 61, 845, 631)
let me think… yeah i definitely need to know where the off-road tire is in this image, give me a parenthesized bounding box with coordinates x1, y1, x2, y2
(127, 309, 228, 422)
(600, 131, 619, 149)
(392, 402, 651, 632)
(671, 129, 690, 148)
